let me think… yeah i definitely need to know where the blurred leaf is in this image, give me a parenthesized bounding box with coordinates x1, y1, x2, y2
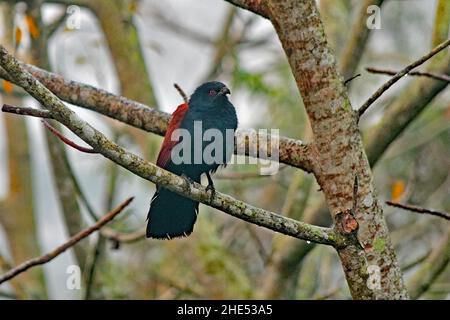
(14, 27, 22, 49)
(25, 15, 40, 39)
(3, 80, 13, 94)
(391, 180, 405, 201)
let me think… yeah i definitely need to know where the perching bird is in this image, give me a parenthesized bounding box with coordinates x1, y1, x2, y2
(146, 81, 238, 239)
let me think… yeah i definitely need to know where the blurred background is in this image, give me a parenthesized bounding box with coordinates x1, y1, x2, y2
(0, 0, 449, 299)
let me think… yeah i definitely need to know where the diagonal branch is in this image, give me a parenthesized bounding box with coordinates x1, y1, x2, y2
(0, 64, 314, 173)
(386, 201, 450, 221)
(0, 45, 344, 248)
(358, 39, 450, 117)
(366, 67, 450, 82)
(0, 197, 134, 285)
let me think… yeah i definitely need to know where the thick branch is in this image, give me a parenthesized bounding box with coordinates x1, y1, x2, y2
(267, 0, 408, 299)
(0, 45, 344, 248)
(0, 197, 133, 285)
(358, 39, 450, 117)
(386, 201, 450, 221)
(0, 64, 314, 172)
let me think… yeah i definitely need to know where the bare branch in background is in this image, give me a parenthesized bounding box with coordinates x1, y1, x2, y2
(151, 10, 213, 45)
(407, 226, 450, 299)
(366, 67, 450, 82)
(0, 197, 134, 286)
(173, 83, 188, 104)
(46, 8, 68, 38)
(358, 39, 450, 117)
(386, 201, 450, 221)
(339, 0, 386, 80)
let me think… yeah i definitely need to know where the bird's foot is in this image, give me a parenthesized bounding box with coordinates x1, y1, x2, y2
(205, 183, 216, 203)
(205, 172, 216, 203)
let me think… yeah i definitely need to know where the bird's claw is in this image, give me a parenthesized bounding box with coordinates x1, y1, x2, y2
(205, 184, 216, 203)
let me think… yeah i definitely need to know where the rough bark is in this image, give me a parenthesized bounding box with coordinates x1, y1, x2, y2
(265, 0, 408, 299)
(259, 0, 450, 297)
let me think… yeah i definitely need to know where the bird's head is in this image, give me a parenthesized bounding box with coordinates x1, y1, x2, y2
(189, 81, 231, 109)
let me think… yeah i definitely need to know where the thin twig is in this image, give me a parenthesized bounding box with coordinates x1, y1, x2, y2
(2, 104, 52, 119)
(0, 197, 134, 285)
(358, 39, 450, 117)
(173, 83, 188, 104)
(100, 228, 145, 244)
(344, 73, 361, 85)
(386, 201, 450, 221)
(41, 119, 97, 154)
(402, 251, 430, 272)
(152, 10, 213, 45)
(366, 67, 450, 82)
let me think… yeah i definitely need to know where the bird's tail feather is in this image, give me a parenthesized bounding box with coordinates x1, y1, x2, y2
(146, 187, 199, 239)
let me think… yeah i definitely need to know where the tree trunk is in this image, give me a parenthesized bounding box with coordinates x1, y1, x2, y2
(267, 0, 408, 299)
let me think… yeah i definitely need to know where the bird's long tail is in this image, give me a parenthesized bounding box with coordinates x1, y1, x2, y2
(146, 186, 199, 239)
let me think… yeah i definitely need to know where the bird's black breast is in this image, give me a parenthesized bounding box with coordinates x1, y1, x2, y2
(171, 101, 237, 177)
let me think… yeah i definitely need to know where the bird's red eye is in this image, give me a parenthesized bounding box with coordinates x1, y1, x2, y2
(208, 89, 217, 96)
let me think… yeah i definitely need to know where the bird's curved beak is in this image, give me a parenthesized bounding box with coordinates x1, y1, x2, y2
(219, 86, 231, 96)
